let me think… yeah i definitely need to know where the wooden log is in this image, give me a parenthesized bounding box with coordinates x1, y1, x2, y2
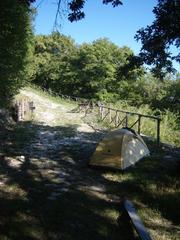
(123, 200, 152, 240)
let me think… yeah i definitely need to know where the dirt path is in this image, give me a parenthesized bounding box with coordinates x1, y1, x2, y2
(18, 90, 112, 200)
(3, 90, 122, 240)
(0, 89, 121, 240)
(21, 89, 92, 126)
(0, 89, 179, 240)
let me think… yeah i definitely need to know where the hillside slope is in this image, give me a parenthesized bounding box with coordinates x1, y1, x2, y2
(0, 87, 179, 240)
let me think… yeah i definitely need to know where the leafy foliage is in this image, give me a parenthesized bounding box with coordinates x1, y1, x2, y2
(68, 0, 123, 21)
(19, 0, 179, 78)
(32, 32, 180, 114)
(70, 39, 134, 99)
(0, 0, 34, 101)
(2, 0, 179, 113)
(32, 32, 77, 90)
(25, 0, 123, 22)
(23, 0, 179, 77)
(32, 34, 144, 101)
(135, 0, 180, 78)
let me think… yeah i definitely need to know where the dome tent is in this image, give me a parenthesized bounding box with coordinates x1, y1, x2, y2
(89, 128, 150, 170)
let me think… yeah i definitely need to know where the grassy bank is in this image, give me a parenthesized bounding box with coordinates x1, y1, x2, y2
(84, 100, 180, 147)
(0, 86, 179, 240)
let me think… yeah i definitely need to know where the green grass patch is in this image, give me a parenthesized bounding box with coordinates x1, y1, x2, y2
(26, 84, 77, 108)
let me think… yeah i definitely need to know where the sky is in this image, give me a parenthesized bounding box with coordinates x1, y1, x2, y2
(33, 0, 179, 71)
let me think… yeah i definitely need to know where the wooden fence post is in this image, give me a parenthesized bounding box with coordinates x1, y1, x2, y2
(101, 106, 104, 119)
(157, 118, 161, 146)
(115, 111, 119, 127)
(109, 108, 111, 123)
(99, 105, 101, 117)
(125, 113, 128, 128)
(138, 115, 141, 134)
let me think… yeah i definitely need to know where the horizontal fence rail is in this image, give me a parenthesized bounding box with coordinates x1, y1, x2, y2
(98, 105, 161, 146)
(38, 86, 161, 145)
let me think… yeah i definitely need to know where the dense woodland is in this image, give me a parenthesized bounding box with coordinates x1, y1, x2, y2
(31, 32, 180, 112)
(0, 0, 180, 118)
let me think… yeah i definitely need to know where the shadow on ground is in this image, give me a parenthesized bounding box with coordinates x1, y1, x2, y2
(0, 121, 179, 240)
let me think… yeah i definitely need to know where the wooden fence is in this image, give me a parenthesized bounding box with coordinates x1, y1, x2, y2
(39, 87, 161, 145)
(98, 104, 161, 146)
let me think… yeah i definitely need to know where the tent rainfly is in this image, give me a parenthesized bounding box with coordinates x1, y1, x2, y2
(89, 128, 150, 170)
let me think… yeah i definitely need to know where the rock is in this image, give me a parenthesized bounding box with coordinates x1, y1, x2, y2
(18, 155, 25, 161)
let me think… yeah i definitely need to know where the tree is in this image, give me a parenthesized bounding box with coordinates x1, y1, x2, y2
(57, 0, 179, 78)
(67, 0, 179, 78)
(25, 0, 122, 23)
(135, 0, 180, 78)
(63, 39, 141, 100)
(32, 35, 142, 101)
(33, 32, 77, 91)
(0, 0, 34, 101)
(67, 0, 122, 22)
(21, 0, 179, 79)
